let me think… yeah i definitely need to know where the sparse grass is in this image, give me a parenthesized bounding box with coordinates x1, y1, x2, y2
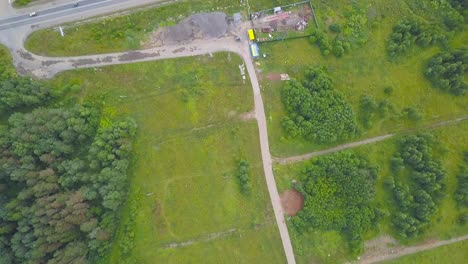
(274, 120, 468, 263)
(257, 0, 468, 157)
(382, 239, 468, 264)
(51, 52, 285, 263)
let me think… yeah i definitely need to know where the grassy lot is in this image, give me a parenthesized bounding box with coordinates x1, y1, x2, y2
(24, 0, 299, 56)
(257, 0, 468, 157)
(51, 52, 286, 263)
(25, 0, 247, 56)
(274, 120, 468, 263)
(383, 239, 468, 264)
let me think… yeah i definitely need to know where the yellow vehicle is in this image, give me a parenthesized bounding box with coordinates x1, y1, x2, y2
(247, 29, 255, 41)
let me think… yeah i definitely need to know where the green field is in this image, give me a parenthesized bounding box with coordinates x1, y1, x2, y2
(383, 240, 468, 264)
(257, 0, 468, 157)
(274, 120, 468, 263)
(50, 52, 285, 263)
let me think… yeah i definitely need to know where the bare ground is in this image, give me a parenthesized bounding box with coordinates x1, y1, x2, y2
(280, 189, 304, 216)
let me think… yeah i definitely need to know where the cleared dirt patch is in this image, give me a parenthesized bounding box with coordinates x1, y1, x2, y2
(280, 189, 304, 216)
(266, 73, 282, 81)
(147, 12, 232, 47)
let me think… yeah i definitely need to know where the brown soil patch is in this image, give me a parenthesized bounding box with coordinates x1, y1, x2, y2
(266, 73, 282, 81)
(280, 189, 304, 216)
(239, 110, 255, 121)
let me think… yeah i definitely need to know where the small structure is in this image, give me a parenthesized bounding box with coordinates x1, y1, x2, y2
(250, 43, 260, 58)
(247, 29, 256, 41)
(280, 74, 290, 80)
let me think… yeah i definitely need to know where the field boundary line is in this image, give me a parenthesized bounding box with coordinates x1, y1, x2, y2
(274, 115, 468, 165)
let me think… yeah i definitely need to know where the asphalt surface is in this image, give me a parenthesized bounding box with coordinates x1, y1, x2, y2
(0, 0, 126, 30)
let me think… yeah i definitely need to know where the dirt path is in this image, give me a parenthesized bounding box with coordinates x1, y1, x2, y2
(357, 235, 468, 264)
(274, 115, 468, 165)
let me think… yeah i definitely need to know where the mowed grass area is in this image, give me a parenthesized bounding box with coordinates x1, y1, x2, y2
(51, 53, 285, 263)
(383, 239, 468, 264)
(274, 120, 468, 264)
(257, 0, 468, 157)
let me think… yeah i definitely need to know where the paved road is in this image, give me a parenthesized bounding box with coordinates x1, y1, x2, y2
(0, 0, 115, 30)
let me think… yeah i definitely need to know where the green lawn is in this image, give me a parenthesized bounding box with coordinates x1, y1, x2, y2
(382, 240, 468, 264)
(51, 52, 286, 263)
(257, 0, 468, 157)
(274, 120, 468, 263)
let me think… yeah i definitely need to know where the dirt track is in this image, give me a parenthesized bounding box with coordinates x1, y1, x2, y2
(274, 116, 468, 165)
(357, 235, 468, 264)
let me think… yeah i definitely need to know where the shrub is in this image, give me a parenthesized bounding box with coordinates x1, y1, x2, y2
(425, 49, 467, 95)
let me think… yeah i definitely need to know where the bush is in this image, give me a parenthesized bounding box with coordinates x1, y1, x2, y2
(329, 23, 342, 33)
(292, 152, 378, 255)
(387, 19, 446, 57)
(0, 77, 53, 114)
(236, 159, 251, 194)
(425, 49, 467, 95)
(389, 134, 447, 238)
(281, 67, 358, 143)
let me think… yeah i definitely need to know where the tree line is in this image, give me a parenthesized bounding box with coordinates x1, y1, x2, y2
(387, 19, 446, 58)
(0, 106, 136, 263)
(455, 151, 468, 224)
(425, 49, 467, 96)
(386, 134, 446, 238)
(0, 51, 137, 263)
(0, 48, 55, 115)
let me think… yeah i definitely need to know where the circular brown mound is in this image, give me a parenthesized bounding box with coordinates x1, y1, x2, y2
(280, 189, 304, 216)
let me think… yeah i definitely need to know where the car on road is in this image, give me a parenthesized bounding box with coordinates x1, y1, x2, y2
(73, 3, 79, 7)
(29, 12, 37, 17)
